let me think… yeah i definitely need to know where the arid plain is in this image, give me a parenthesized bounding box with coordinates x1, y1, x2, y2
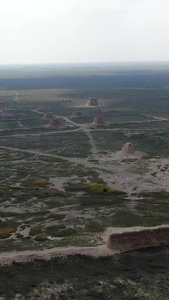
(0, 63, 169, 299)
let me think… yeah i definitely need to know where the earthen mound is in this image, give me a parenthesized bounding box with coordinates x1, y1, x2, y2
(87, 98, 99, 106)
(121, 142, 135, 154)
(73, 111, 83, 117)
(49, 117, 65, 128)
(43, 112, 54, 120)
(94, 115, 105, 125)
(0, 102, 5, 111)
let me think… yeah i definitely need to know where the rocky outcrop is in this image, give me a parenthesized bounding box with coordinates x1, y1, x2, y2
(87, 98, 99, 106)
(107, 226, 169, 251)
(121, 142, 135, 154)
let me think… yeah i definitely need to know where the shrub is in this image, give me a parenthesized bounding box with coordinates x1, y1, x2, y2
(50, 213, 66, 220)
(39, 188, 68, 197)
(33, 179, 48, 186)
(0, 227, 16, 239)
(34, 235, 48, 241)
(67, 182, 126, 195)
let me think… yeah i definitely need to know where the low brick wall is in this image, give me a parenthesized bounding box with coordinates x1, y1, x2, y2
(107, 227, 169, 251)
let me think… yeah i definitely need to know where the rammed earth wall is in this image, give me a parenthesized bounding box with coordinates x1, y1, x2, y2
(107, 227, 169, 251)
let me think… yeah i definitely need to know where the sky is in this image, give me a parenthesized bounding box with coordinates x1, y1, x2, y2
(0, 0, 169, 64)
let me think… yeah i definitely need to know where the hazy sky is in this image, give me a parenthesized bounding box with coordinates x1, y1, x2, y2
(1, 0, 169, 64)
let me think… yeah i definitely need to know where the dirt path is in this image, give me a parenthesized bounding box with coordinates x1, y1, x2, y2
(0, 245, 115, 265)
(1, 108, 169, 194)
(31, 109, 98, 154)
(61, 116, 98, 154)
(0, 224, 168, 265)
(143, 113, 169, 121)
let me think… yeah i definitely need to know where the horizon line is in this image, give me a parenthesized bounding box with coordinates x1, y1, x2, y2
(0, 61, 169, 66)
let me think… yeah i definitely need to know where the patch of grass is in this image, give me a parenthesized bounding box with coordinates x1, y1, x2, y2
(156, 200, 169, 204)
(110, 211, 146, 227)
(85, 222, 105, 233)
(50, 213, 67, 220)
(140, 191, 169, 200)
(88, 184, 126, 195)
(0, 227, 16, 239)
(40, 156, 65, 163)
(59, 228, 77, 237)
(45, 225, 77, 237)
(34, 235, 49, 241)
(30, 227, 42, 236)
(33, 179, 48, 186)
(0, 185, 8, 194)
(36, 210, 50, 216)
(79, 195, 127, 207)
(39, 188, 68, 197)
(66, 182, 126, 195)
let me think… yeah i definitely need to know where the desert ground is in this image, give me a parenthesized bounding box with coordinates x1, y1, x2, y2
(0, 64, 169, 298)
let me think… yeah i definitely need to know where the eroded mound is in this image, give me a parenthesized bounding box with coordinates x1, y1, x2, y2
(43, 112, 54, 120)
(121, 142, 135, 154)
(87, 98, 99, 106)
(94, 115, 105, 125)
(49, 117, 65, 127)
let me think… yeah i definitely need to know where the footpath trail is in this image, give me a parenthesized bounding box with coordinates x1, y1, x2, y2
(59, 116, 98, 155)
(31, 109, 98, 153)
(0, 245, 115, 265)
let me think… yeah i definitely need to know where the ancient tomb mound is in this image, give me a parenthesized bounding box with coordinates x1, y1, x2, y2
(107, 226, 169, 252)
(87, 98, 99, 106)
(121, 142, 135, 154)
(73, 111, 83, 117)
(0, 102, 5, 111)
(49, 117, 65, 128)
(94, 115, 105, 125)
(43, 112, 54, 120)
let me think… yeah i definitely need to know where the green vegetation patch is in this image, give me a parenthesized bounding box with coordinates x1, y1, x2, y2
(87, 183, 126, 195)
(66, 182, 126, 195)
(39, 188, 69, 198)
(0, 227, 16, 239)
(33, 179, 48, 186)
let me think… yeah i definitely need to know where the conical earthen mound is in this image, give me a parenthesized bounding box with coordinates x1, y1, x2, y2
(0, 102, 5, 111)
(87, 98, 99, 106)
(43, 112, 54, 120)
(49, 117, 65, 128)
(94, 115, 105, 125)
(121, 142, 135, 154)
